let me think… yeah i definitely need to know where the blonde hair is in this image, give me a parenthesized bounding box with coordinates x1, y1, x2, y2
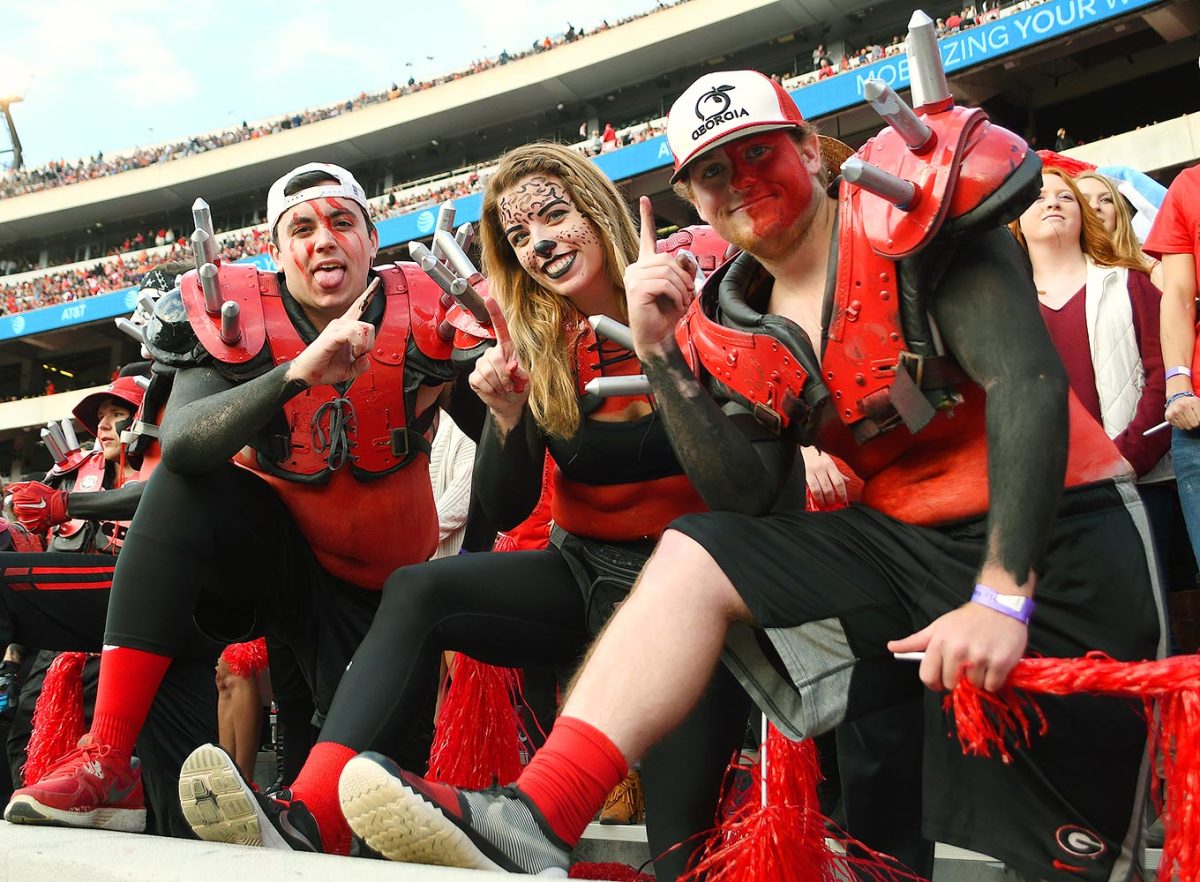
(480, 143, 639, 439)
(1074, 171, 1151, 273)
(1010, 168, 1147, 273)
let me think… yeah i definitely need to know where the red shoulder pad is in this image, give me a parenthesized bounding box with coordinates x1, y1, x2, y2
(945, 119, 1031, 221)
(675, 298, 809, 435)
(385, 262, 454, 362)
(857, 104, 993, 259)
(656, 225, 732, 273)
(179, 263, 270, 363)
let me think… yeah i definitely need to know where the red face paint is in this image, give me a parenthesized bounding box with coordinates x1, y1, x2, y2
(275, 197, 375, 324)
(690, 131, 814, 247)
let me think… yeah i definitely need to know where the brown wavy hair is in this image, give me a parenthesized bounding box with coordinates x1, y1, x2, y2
(480, 143, 639, 439)
(1010, 168, 1146, 273)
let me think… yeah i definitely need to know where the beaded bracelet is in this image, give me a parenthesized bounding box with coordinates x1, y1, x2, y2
(1166, 391, 1196, 409)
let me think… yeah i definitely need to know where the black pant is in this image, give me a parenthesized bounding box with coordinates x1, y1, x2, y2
(318, 548, 752, 881)
(0, 552, 219, 836)
(106, 463, 384, 727)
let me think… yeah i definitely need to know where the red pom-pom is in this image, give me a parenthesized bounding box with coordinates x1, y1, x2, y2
(220, 637, 269, 678)
(947, 653, 1200, 882)
(683, 723, 921, 882)
(427, 654, 525, 789)
(569, 862, 653, 880)
(24, 652, 90, 784)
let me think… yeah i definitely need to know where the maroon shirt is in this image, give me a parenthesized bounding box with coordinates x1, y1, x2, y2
(1038, 270, 1168, 476)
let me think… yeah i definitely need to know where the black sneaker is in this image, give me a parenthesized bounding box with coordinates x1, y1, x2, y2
(338, 752, 570, 876)
(178, 743, 321, 851)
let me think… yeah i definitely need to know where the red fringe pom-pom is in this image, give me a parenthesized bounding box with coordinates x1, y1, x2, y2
(947, 653, 1200, 882)
(24, 652, 90, 784)
(427, 654, 525, 789)
(569, 862, 653, 881)
(220, 637, 269, 679)
(683, 723, 922, 882)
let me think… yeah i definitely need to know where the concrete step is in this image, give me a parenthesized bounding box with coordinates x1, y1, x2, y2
(0, 822, 1165, 881)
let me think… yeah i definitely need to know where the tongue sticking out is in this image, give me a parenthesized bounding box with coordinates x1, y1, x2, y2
(313, 266, 346, 290)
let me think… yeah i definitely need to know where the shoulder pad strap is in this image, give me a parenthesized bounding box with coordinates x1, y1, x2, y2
(178, 263, 270, 364)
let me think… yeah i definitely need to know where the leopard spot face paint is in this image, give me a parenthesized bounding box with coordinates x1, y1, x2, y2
(497, 173, 608, 312)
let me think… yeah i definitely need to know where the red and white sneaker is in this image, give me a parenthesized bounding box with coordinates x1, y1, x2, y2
(4, 734, 145, 832)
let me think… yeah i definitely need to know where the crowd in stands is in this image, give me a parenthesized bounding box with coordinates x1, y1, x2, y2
(0, 0, 692, 202)
(0, 230, 267, 318)
(0, 0, 1069, 320)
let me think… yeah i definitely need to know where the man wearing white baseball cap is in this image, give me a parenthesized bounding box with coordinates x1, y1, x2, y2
(6, 162, 488, 855)
(340, 66, 1161, 882)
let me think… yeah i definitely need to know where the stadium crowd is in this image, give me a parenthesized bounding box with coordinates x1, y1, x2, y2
(0, 0, 691, 202)
(0, 0, 1052, 320)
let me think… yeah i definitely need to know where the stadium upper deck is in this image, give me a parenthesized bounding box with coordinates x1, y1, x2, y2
(0, 0, 1195, 478)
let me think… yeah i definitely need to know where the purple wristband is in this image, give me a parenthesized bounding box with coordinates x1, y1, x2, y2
(1165, 366, 1192, 382)
(970, 584, 1035, 624)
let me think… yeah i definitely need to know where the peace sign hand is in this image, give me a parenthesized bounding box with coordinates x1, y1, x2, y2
(468, 296, 530, 433)
(622, 196, 698, 359)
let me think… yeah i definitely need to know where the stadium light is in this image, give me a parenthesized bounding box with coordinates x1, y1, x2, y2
(0, 94, 23, 171)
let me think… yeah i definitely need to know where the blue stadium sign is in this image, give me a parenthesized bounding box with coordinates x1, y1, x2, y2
(0, 252, 276, 341)
(1, 0, 1165, 342)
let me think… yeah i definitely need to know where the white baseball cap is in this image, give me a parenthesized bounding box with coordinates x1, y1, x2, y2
(666, 71, 806, 183)
(266, 162, 370, 231)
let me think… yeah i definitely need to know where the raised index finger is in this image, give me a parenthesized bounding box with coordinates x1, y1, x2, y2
(484, 296, 512, 348)
(342, 277, 381, 321)
(638, 196, 659, 258)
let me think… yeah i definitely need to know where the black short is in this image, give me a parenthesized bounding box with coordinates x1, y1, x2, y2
(671, 480, 1163, 882)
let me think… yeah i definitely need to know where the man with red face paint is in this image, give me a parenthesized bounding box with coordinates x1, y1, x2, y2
(336, 71, 1162, 882)
(5, 164, 486, 850)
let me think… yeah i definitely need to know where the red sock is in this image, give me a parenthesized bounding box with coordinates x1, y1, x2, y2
(515, 716, 628, 846)
(289, 741, 356, 855)
(91, 646, 172, 755)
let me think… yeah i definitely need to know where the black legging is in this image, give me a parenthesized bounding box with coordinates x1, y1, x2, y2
(105, 463, 389, 728)
(317, 548, 753, 881)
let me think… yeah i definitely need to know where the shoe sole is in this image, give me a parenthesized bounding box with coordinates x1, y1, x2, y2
(4, 795, 145, 832)
(178, 744, 288, 849)
(339, 756, 506, 872)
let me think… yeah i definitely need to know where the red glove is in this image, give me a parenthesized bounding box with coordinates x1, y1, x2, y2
(8, 482, 70, 534)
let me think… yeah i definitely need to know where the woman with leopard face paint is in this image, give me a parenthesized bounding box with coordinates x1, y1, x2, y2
(264, 143, 759, 878)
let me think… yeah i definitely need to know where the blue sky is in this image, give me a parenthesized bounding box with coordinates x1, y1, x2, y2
(0, 0, 660, 169)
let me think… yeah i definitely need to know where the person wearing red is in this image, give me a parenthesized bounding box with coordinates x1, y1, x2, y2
(4, 163, 486, 847)
(178, 142, 758, 878)
(0, 364, 219, 837)
(338, 69, 1163, 882)
(1014, 168, 1169, 477)
(1146, 164, 1200, 562)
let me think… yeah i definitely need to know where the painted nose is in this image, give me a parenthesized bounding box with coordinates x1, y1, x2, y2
(533, 239, 556, 258)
